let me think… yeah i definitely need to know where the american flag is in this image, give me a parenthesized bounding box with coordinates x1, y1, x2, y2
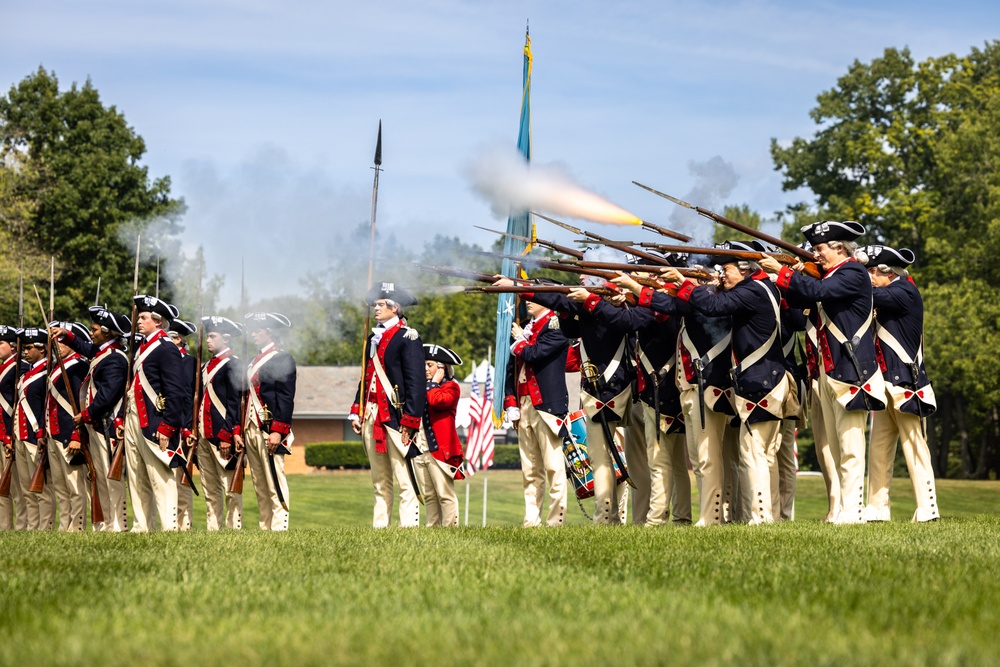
(465, 361, 495, 475)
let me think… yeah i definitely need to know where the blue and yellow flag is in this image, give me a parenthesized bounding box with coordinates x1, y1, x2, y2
(492, 28, 533, 424)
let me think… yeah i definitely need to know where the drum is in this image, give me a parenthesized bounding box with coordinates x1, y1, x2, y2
(563, 409, 595, 500)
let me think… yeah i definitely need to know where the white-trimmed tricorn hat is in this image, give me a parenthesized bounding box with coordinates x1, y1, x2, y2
(88, 306, 131, 335)
(858, 245, 915, 268)
(800, 220, 865, 246)
(201, 316, 243, 337)
(364, 282, 418, 307)
(244, 312, 292, 330)
(169, 319, 198, 337)
(423, 344, 462, 366)
(134, 295, 179, 322)
(49, 321, 92, 344)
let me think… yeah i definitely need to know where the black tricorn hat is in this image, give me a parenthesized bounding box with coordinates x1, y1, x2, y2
(49, 321, 92, 344)
(0, 325, 18, 343)
(423, 344, 462, 366)
(17, 327, 48, 346)
(858, 245, 915, 268)
(244, 312, 292, 330)
(169, 319, 198, 337)
(365, 282, 418, 307)
(800, 220, 865, 246)
(134, 295, 179, 322)
(201, 316, 243, 337)
(88, 306, 131, 335)
(713, 240, 757, 265)
(748, 240, 776, 254)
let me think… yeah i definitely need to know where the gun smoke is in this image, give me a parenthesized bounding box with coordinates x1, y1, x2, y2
(467, 144, 643, 226)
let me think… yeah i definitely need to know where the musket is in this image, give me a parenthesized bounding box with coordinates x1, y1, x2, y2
(466, 284, 637, 305)
(229, 259, 248, 495)
(355, 121, 383, 460)
(29, 259, 56, 494)
(639, 219, 693, 243)
(475, 251, 674, 292)
(0, 271, 24, 497)
(581, 361, 634, 489)
(186, 260, 204, 487)
(407, 262, 526, 286)
(95, 276, 101, 307)
(636, 241, 822, 279)
(632, 181, 817, 263)
(474, 225, 585, 259)
(33, 285, 103, 524)
(109, 236, 142, 482)
(564, 260, 717, 282)
(533, 212, 673, 266)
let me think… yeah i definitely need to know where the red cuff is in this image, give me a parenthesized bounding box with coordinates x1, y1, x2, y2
(675, 280, 696, 302)
(511, 340, 527, 357)
(271, 420, 291, 435)
(62, 330, 76, 342)
(520, 291, 535, 300)
(218, 429, 232, 443)
(776, 266, 794, 290)
(503, 395, 517, 409)
(158, 423, 178, 438)
(583, 293, 601, 312)
(182, 428, 192, 440)
(232, 425, 242, 437)
(653, 312, 669, 323)
(70, 430, 81, 442)
(80, 408, 92, 425)
(349, 402, 360, 417)
(114, 417, 123, 430)
(36, 429, 46, 440)
(638, 287, 654, 307)
(780, 298, 789, 310)
(400, 414, 421, 430)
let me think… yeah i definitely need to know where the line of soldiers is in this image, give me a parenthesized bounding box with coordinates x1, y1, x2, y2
(0, 296, 297, 532)
(494, 219, 939, 526)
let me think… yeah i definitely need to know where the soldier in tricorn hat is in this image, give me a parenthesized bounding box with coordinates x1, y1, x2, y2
(52, 307, 131, 531)
(760, 221, 885, 524)
(859, 246, 939, 522)
(349, 283, 425, 528)
(236, 312, 295, 531)
(119, 295, 187, 532)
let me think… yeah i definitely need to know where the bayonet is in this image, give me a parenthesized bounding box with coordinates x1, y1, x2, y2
(474, 225, 584, 259)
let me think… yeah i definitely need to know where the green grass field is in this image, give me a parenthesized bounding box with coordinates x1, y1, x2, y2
(1, 473, 998, 666)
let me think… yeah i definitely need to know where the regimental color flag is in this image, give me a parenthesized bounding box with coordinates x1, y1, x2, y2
(492, 27, 533, 425)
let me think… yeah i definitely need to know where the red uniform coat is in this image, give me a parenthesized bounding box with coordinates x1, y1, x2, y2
(424, 380, 462, 465)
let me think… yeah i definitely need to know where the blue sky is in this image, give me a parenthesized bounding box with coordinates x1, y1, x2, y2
(4, 0, 998, 301)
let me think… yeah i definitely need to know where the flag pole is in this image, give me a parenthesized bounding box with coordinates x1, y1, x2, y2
(482, 346, 492, 527)
(464, 474, 470, 526)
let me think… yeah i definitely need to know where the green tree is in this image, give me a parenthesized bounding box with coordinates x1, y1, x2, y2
(770, 42, 1000, 478)
(0, 67, 184, 323)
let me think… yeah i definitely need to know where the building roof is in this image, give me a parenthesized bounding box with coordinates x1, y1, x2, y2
(294, 366, 474, 420)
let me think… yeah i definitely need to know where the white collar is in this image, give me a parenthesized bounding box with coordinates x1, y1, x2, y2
(376, 316, 399, 330)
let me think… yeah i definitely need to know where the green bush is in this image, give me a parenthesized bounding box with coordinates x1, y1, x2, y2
(305, 442, 523, 470)
(305, 442, 370, 469)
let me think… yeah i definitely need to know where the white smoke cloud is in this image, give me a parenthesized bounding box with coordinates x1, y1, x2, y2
(466, 144, 642, 226)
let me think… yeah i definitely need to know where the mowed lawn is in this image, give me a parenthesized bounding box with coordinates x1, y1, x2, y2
(1, 473, 998, 666)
